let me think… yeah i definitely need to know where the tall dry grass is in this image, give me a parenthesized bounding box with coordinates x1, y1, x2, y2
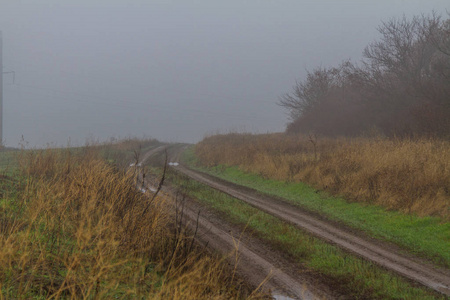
(0, 145, 260, 299)
(195, 133, 449, 219)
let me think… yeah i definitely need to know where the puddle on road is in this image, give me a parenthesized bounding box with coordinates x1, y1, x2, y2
(272, 293, 296, 300)
(272, 289, 317, 300)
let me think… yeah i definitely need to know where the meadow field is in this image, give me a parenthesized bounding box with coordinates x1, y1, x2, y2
(195, 133, 449, 219)
(0, 142, 262, 299)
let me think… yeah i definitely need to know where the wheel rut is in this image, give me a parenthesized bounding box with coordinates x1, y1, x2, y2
(177, 198, 328, 299)
(172, 164, 450, 296)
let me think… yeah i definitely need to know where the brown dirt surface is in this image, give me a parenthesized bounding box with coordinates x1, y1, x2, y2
(172, 195, 335, 299)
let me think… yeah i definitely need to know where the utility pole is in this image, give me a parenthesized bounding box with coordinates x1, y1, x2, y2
(0, 31, 15, 147)
(0, 30, 3, 146)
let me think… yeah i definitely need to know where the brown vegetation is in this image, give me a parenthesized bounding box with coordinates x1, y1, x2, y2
(0, 145, 261, 299)
(195, 133, 450, 219)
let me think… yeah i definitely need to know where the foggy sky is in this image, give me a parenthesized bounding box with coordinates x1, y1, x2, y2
(1, 1, 448, 147)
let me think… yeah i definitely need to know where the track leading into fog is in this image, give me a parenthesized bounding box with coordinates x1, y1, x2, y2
(146, 146, 450, 297)
(138, 145, 330, 299)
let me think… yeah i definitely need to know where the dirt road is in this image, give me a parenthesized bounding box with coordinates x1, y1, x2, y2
(177, 196, 331, 299)
(173, 164, 450, 297)
(138, 146, 331, 299)
(142, 146, 450, 297)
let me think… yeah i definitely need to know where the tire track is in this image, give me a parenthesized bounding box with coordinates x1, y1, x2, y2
(172, 164, 450, 297)
(138, 146, 329, 299)
(178, 199, 325, 300)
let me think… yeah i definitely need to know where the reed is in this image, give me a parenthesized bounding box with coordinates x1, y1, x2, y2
(195, 133, 449, 219)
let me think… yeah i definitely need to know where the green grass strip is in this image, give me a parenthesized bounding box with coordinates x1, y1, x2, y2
(182, 147, 450, 269)
(0, 149, 20, 176)
(171, 171, 443, 300)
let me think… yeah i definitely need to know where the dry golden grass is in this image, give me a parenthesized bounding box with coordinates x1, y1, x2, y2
(0, 145, 263, 299)
(195, 133, 449, 219)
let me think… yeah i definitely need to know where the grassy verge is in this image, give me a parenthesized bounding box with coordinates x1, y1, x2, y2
(182, 147, 450, 269)
(0, 149, 19, 176)
(0, 145, 261, 299)
(169, 170, 444, 299)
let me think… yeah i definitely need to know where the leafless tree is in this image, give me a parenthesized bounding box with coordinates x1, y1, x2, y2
(278, 67, 342, 120)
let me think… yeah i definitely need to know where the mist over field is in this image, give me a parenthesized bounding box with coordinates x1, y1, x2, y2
(0, 1, 448, 147)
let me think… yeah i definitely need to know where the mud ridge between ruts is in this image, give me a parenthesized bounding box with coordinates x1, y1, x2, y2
(166, 194, 333, 299)
(142, 146, 450, 297)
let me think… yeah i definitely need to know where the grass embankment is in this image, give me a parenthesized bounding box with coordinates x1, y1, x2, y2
(0, 144, 261, 299)
(171, 172, 444, 299)
(185, 133, 450, 268)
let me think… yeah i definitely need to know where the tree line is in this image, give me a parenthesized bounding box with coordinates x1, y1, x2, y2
(279, 13, 450, 138)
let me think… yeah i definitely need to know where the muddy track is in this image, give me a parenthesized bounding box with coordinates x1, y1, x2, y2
(137, 147, 331, 299)
(142, 146, 450, 297)
(169, 194, 333, 299)
(173, 164, 450, 296)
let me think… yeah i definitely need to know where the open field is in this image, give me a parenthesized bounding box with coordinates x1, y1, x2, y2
(0, 144, 263, 299)
(194, 133, 449, 219)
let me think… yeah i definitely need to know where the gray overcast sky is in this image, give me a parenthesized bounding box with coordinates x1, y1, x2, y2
(1, 1, 449, 147)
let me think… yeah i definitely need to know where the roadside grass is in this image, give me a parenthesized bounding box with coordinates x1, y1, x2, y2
(0, 143, 263, 299)
(0, 150, 22, 213)
(0, 149, 19, 176)
(182, 147, 450, 269)
(169, 171, 444, 300)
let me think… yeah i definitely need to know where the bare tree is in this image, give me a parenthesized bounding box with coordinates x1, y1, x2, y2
(361, 13, 450, 136)
(363, 14, 449, 96)
(278, 67, 341, 120)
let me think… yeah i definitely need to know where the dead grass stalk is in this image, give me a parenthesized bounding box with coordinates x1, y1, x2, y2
(195, 133, 449, 219)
